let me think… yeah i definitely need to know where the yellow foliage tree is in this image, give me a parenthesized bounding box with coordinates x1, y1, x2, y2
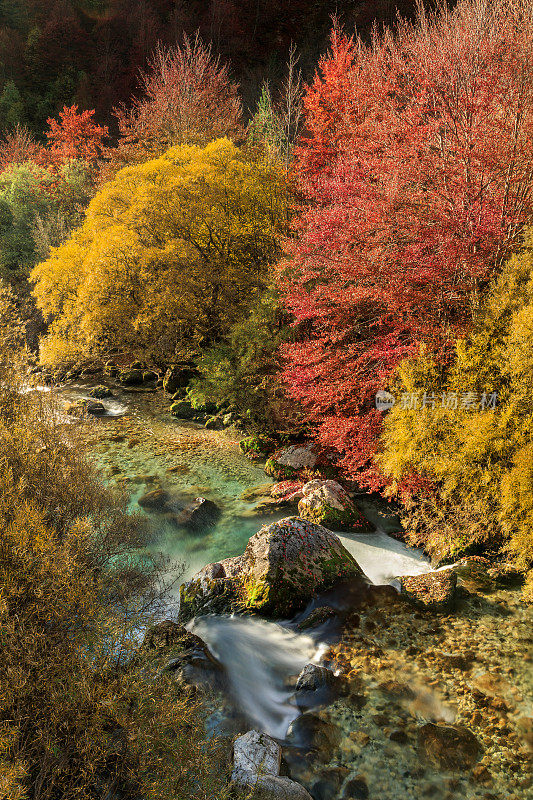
(380, 229, 533, 591)
(32, 139, 287, 364)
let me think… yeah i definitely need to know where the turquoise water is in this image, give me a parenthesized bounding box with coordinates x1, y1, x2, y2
(60, 384, 285, 582)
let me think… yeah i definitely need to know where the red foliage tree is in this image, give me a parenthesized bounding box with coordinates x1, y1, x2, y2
(281, 0, 533, 489)
(45, 105, 108, 165)
(106, 34, 242, 173)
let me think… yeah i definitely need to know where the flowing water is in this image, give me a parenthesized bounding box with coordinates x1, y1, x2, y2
(189, 615, 327, 739)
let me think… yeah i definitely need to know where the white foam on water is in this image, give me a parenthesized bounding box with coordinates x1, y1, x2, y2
(336, 530, 432, 585)
(189, 615, 321, 739)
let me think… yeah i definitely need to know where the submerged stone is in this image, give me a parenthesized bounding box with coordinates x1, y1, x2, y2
(178, 516, 365, 622)
(417, 723, 482, 771)
(137, 488, 170, 511)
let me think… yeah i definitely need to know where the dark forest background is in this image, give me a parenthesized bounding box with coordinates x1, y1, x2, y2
(0, 0, 424, 135)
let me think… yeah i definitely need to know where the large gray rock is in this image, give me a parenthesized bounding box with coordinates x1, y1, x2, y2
(231, 731, 312, 800)
(232, 730, 281, 782)
(178, 517, 365, 622)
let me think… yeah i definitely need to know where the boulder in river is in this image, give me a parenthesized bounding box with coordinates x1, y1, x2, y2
(265, 445, 318, 480)
(298, 479, 368, 531)
(271, 481, 305, 502)
(417, 722, 482, 771)
(64, 399, 105, 416)
(118, 368, 144, 386)
(178, 516, 364, 622)
(175, 497, 221, 531)
(295, 664, 344, 709)
(141, 620, 222, 685)
(163, 364, 198, 393)
(169, 400, 196, 420)
(397, 568, 457, 612)
(137, 488, 170, 512)
(231, 730, 312, 800)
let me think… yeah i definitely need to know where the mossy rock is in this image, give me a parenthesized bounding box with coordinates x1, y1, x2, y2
(178, 517, 365, 622)
(264, 457, 299, 480)
(169, 400, 196, 419)
(298, 480, 372, 532)
(90, 385, 113, 399)
(264, 445, 318, 480)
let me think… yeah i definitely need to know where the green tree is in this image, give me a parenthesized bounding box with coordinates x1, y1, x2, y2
(0, 79, 24, 130)
(0, 159, 90, 276)
(188, 287, 297, 429)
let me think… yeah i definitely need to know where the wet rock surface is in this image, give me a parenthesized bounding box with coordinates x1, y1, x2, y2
(174, 497, 221, 530)
(297, 606, 338, 631)
(295, 664, 344, 710)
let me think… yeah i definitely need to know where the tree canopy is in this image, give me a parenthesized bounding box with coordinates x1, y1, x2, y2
(380, 227, 533, 592)
(32, 138, 288, 364)
(279, 0, 533, 489)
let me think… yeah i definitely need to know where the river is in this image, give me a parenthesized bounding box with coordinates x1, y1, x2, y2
(47, 381, 532, 800)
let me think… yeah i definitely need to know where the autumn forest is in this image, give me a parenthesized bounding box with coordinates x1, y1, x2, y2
(1, 1, 532, 799)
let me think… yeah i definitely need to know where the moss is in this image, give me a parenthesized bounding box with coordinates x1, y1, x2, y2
(304, 501, 367, 532)
(239, 436, 275, 456)
(242, 577, 271, 610)
(264, 457, 299, 480)
(179, 577, 241, 622)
